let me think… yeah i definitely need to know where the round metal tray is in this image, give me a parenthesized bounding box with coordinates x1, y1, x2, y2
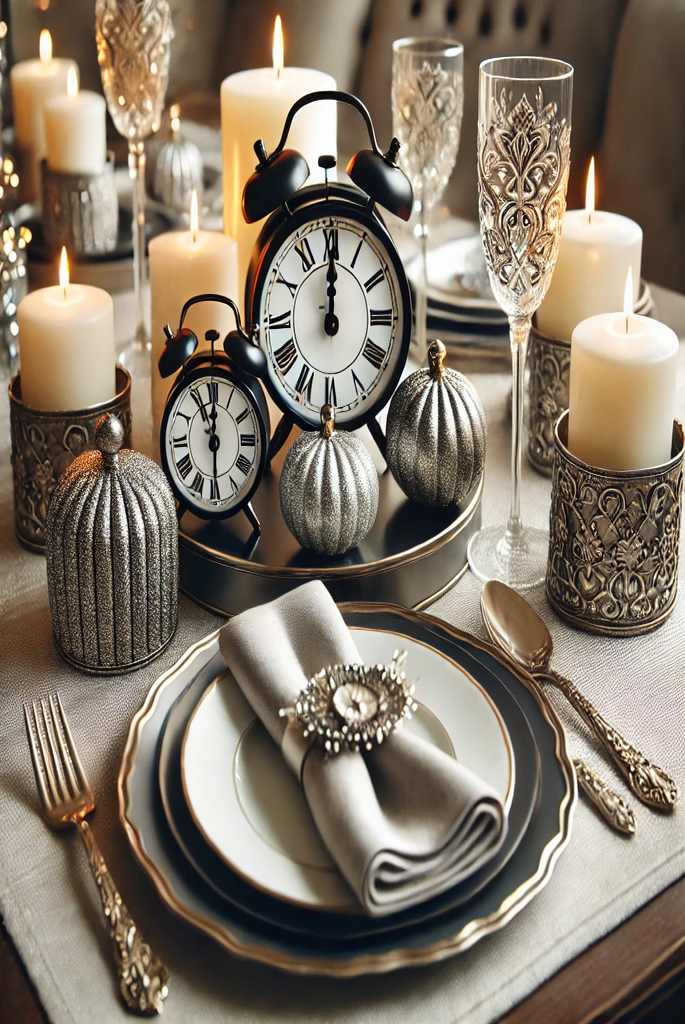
(178, 442, 482, 616)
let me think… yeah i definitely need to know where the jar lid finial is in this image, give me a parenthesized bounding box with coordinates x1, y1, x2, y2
(95, 413, 124, 466)
(427, 339, 447, 382)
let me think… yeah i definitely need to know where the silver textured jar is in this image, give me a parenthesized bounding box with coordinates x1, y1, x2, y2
(386, 339, 487, 507)
(46, 413, 178, 673)
(280, 405, 379, 556)
(41, 155, 119, 257)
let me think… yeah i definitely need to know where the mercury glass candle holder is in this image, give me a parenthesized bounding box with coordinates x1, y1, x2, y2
(547, 411, 683, 635)
(41, 155, 118, 257)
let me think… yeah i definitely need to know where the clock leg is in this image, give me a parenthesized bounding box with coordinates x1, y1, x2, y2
(367, 417, 387, 460)
(243, 501, 261, 535)
(268, 414, 294, 464)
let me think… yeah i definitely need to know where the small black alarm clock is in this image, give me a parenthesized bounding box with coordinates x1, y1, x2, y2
(242, 89, 413, 457)
(158, 293, 270, 532)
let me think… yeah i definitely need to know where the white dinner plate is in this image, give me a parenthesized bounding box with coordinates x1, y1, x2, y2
(181, 629, 514, 913)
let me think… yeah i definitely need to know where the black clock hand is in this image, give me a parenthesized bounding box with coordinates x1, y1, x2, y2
(324, 252, 339, 337)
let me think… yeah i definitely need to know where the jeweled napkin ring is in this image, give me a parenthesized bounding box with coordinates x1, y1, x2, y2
(279, 651, 417, 757)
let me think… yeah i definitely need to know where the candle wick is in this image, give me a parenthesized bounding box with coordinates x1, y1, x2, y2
(588, 211, 592, 226)
(625, 315, 629, 334)
(275, 66, 281, 81)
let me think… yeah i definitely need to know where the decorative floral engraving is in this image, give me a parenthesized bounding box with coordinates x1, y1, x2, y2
(478, 88, 571, 317)
(9, 374, 131, 549)
(547, 436, 682, 637)
(573, 759, 636, 835)
(95, 0, 173, 141)
(79, 820, 169, 1015)
(549, 671, 679, 810)
(527, 331, 570, 474)
(392, 59, 463, 207)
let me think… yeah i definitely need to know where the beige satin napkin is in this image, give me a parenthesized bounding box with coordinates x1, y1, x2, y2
(219, 581, 507, 916)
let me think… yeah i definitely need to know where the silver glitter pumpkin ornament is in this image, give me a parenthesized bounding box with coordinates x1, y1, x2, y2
(46, 413, 178, 674)
(386, 339, 486, 507)
(146, 104, 203, 214)
(280, 405, 379, 556)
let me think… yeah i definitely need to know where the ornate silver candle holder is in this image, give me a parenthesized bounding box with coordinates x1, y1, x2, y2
(41, 154, 119, 257)
(9, 366, 131, 551)
(546, 410, 683, 636)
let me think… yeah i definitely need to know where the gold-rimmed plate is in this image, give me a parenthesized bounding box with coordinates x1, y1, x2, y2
(181, 627, 515, 913)
(118, 604, 575, 976)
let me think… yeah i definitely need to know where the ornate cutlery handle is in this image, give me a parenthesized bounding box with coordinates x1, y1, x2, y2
(573, 758, 636, 836)
(77, 819, 169, 1016)
(544, 669, 679, 812)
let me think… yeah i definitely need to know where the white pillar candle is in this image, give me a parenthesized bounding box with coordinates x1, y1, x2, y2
(10, 30, 78, 200)
(44, 68, 106, 176)
(150, 193, 239, 432)
(537, 159, 642, 341)
(569, 277, 679, 471)
(221, 15, 336, 292)
(18, 248, 115, 411)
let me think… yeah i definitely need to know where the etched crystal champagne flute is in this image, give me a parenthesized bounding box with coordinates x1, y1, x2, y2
(392, 37, 463, 361)
(468, 57, 573, 589)
(95, 0, 173, 368)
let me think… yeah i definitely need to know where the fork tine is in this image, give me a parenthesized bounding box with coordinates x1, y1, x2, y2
(23, 703, 51, 813)
(55, 692, 90, 794)
(29, 701, 60, 809)
(49, 693, 78, 798)
(40, 697, 70, 803)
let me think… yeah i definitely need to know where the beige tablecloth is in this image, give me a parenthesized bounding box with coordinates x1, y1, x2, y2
(1, 287, 684, 1024)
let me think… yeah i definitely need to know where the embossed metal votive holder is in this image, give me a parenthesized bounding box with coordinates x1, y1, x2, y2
(527, 321, 570, 476)
(41, 154, 119, 257)
(9, 366, 132, 552)
(546, 410, 683, 636)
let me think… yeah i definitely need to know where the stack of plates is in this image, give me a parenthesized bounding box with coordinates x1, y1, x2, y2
(118, 604, 575, 976)
(405, 234, 509, 361)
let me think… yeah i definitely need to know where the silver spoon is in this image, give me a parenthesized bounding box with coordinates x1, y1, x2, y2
(481, 580, 678, 815)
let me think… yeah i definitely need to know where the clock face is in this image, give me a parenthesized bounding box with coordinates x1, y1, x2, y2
(256, 210, 408, 428)
(162, 370, 264, 518)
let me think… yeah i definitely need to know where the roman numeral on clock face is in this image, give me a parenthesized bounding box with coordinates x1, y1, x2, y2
(295, 363, 314, 401)
(236, 407, 250, 424)
(236, 453, 252, 475)
(364, 268, 384, 293)
(362, 338, 386, 370)
(276, 274, 298, 298)
(323, 227, 339, 260)
(370, 308, 392, 327)
(294, 236, 315, 272)
(190, 471, 203, 496)
(190, 388, 208, 422)
(176, 453, 192, 479)
(268, 309, 292, 330)
(172, 434, 187, 449)
(325, 375, 337, 406)
(274, 338, 297, 375)
(240, 433, 256, 447)
(351, 369, 365, 397)
(205, 380, 218, 406)
(209, 478, 220, 501)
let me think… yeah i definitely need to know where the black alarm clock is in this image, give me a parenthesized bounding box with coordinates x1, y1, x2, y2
(242, 89, 413, 457)
(158, 293, 270, 532)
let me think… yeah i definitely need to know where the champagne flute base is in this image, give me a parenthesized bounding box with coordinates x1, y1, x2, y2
(467, 523, 548, 590)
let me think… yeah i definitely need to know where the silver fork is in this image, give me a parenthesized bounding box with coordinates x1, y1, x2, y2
(24, 693, 169, 1016)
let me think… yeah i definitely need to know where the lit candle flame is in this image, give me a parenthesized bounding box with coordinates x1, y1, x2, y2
(585, 156, 595, 223)
(39, 28, 52, 63)
(623, 268, 633, 333)
(190, 189, 199, 244)
(273, 14, 284, 80)
(66, 65, 78, 98)
(59, 246, 69, 298)
(170, 102, 181, 136)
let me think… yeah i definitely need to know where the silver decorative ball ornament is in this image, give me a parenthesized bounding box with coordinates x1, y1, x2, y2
(280, 404, 379, 555)
(386, 339, 487, 507)
(146, 106, 203, 214)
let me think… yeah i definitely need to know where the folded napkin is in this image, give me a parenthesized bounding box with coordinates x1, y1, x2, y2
(219, 581, 507, 916)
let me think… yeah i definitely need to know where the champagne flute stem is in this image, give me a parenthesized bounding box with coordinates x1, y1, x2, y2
(128, 138, 149, 350)
(414, 194, 429, 360)
(507, 316, 531, 543)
